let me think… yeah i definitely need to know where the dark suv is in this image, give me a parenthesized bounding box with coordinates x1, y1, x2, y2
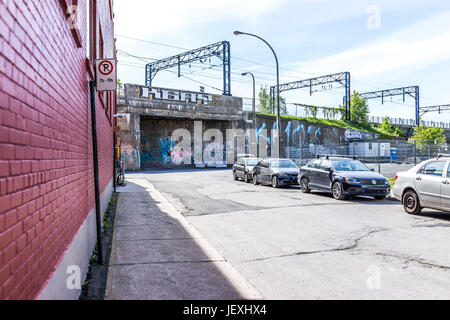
(299, 156, 390, 200)
(253, 158, 299, 188)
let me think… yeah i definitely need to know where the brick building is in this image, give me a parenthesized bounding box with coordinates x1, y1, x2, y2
(0, 0, 116, 299)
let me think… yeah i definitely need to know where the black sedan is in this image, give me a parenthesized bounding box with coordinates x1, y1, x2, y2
(252, 158, 299, 188)
(232, 157, 261, 183)
(299, 156, 390, 200)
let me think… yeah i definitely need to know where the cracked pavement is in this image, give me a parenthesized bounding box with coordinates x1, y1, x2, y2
(131, 169, 450, 299)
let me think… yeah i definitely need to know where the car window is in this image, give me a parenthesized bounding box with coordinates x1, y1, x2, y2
(331, 159, 370, 171)
(236, 159, 244, 165)
(308, 160, 322, 169)
(271, 159, 298, 168)
(447, 162, 450, 178)
(246, 159, 260, 166)
(419, 161, 446, 176)
(320, 160, 332, 170)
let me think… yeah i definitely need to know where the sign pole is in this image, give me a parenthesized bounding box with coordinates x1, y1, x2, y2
(89, 80, 104, 265)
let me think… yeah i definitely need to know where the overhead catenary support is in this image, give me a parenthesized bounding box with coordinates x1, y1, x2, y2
(145, 41, 231, 96)
(358, 86, 420, 126)
(420, 104, 450, 116)
(269, 72, 351, 120)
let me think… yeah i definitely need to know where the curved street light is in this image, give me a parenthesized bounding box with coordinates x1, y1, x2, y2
(241, 72, 256, 130)
(234, 31, 281, 157)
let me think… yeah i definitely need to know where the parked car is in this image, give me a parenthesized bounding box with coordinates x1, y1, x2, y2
(392, 154, 450, 214)
(299, 156, 390, 200)
(252, 158, 299, 188)
(233, 157, 261, 183)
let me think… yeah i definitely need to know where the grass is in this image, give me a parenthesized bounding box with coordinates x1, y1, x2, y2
(252, 112, 399, 139)
(388, 178, 396, 188)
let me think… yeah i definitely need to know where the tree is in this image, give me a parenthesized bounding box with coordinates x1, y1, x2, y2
(379, 117, 404, 137)
(412, 126, 446, 144)
(411, 125, 446, 154)
(258, 87, 287, 115)
(258, 87, 272, 113)
(350, 92, 370, 126)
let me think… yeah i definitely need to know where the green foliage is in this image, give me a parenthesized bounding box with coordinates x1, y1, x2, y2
(258, 87, 287, 115)
(256, 112, 392, 137)
(117, 79, 123, 90)
(306, 105, 319, 118)
(350, 92, 370, 126)
(378, 117, 405, 137)
(258, 87, 272, 113)
(412, 126, 446, 146)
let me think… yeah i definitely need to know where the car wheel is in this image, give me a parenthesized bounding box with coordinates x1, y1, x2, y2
(300, 177, 310, 193)
(233, 171, 238, 181)
(117, 173, 125, 186)
(375, 195, 386, 200)
(332, 181, 346, 200)
(403, 190, 422, 215)
(272, 176, 280, 188)
(244, 173, 250, 183)
(253, 174, 259, 185)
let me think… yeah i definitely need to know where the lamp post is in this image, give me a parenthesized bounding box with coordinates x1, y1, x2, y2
(241, 72, 256, 130)
(242, 72, 257, 157)
(234, 31, 281, 157)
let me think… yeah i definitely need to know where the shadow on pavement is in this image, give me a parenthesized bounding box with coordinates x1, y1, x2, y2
(420, 211, 450, 222)
(106, 180, 248, 300)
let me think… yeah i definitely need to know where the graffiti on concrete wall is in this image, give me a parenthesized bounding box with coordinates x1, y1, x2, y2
(121, 144, 140, 170)
(139, 86, 215, 105)
(130, 117, 378, 169)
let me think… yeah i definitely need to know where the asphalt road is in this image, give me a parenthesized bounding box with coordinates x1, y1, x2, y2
(130, 169, 450, 299)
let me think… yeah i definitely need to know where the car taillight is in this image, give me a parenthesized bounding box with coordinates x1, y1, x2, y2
(395, 175, 398, 180)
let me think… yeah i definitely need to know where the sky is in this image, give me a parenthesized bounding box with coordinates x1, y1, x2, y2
(114, 0, 450, 123)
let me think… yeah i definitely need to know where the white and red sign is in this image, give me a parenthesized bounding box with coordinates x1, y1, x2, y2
(95, 59, 117, 91)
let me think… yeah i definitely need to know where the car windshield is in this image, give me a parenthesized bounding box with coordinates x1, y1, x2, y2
(331, 159, 370, 171)
(246, 159, 259, 166)
(271, 160, 298, 168)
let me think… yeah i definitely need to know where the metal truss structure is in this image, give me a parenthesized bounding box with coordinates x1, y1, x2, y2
(358, 86, 420, 125)
(420, 104, 450, 117)
(269, 72, 351, 120)
(145, 41, 231, 96)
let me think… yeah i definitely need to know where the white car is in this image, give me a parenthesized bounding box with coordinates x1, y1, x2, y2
(392, 155, 450, 214)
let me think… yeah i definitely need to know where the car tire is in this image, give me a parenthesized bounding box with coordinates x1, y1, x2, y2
(244, 173, 250, 183)
(117, 173, 125, 186)
(375, 195, 386, 200)
(300, 177, 311, 193)
(253, 174, 259, 185)
(233, 171, 238, 181)
(272, 176, 279, 188)
(332, 181, 346, 200)
(402, 190, 422, 215)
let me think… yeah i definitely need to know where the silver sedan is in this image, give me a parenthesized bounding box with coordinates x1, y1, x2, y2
(392, 155, 450, 214)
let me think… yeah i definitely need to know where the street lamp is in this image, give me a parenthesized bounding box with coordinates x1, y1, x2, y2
(241, 72, 256, 130)
(242, 72, 257, 157)
(234, 31, 281, 157)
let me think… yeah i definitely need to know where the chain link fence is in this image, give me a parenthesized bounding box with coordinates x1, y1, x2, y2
(285, 140, 449, 178)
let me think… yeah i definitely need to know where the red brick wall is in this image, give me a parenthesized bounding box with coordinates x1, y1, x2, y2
(0, 0, 115, 299)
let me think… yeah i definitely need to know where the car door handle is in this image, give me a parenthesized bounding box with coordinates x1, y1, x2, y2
(416, 177, 422, 181)
(443, 180, 450, 185)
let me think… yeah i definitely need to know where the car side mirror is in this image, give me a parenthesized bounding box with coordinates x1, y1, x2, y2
(370, 168, 375, 172)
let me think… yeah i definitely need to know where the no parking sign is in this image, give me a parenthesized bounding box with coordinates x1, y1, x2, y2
(95, 59, 117, 91)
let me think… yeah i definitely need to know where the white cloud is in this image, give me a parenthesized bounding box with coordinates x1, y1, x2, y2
(286, 11, 450, 80)
(114, 0, 286, 39)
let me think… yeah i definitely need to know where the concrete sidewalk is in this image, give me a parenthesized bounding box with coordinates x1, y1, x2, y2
(105, 177, 262, 300)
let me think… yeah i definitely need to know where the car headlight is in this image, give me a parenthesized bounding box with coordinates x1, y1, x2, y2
(277, 173, 287, 177)
(345, 178, 361, 184)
